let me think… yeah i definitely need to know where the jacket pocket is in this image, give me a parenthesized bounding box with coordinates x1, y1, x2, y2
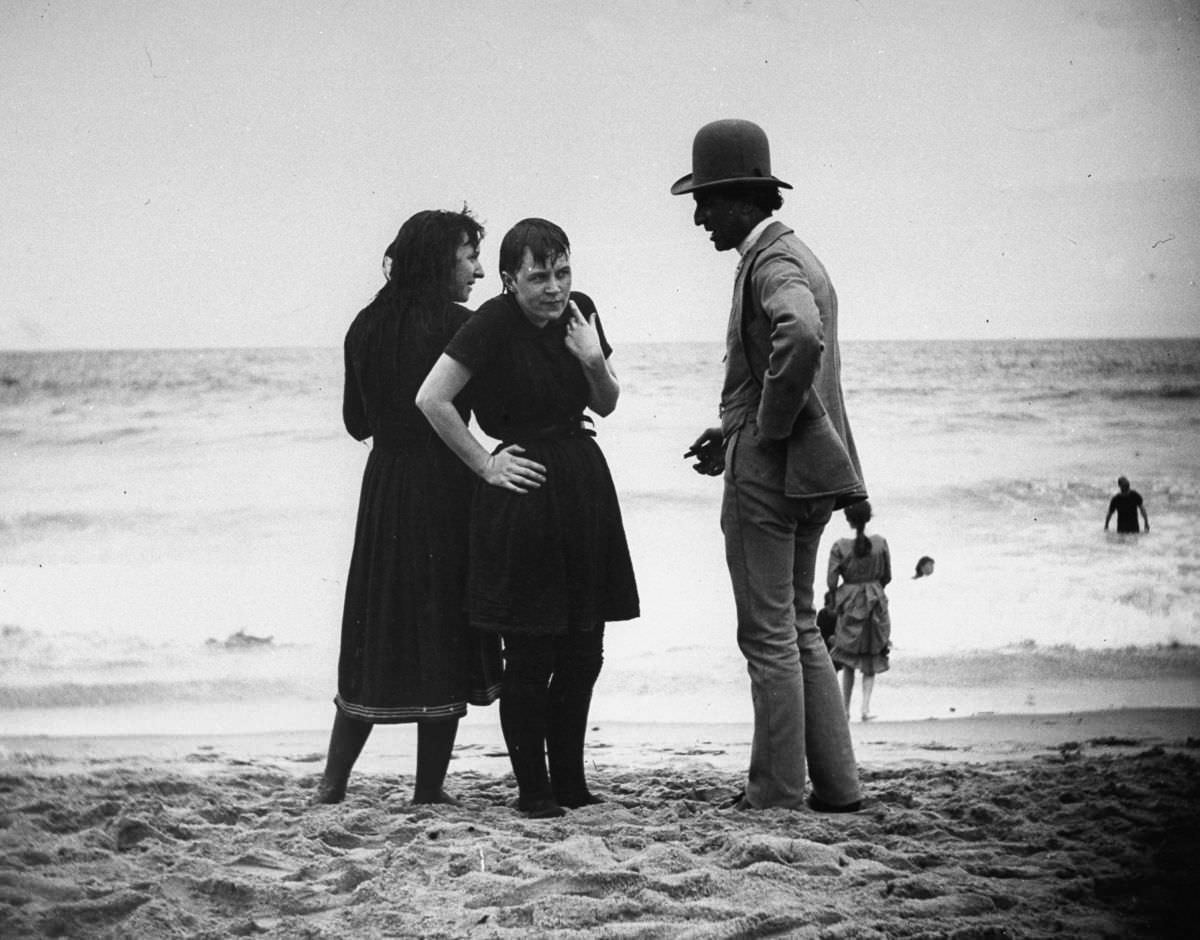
(784, 412, 866, 504)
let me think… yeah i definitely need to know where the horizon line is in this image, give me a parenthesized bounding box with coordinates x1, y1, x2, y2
(3, 334, 1200, 355)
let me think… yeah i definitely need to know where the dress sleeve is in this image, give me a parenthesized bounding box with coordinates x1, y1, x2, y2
(879, 538, 892, 587)
(826, 540, 846, 591)
(342, 337, 370, 441)
(595, 313, 614, 359)
(571, 292, 613, 359)
(444, 301, 505, 373)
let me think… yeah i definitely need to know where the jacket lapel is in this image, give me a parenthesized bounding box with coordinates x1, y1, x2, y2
(732, 220, 791, 383)
(733, 221, 790, 342)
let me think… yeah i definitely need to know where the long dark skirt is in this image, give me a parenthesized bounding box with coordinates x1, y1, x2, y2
(468, 435, 639, 635)
(336, 440, 501, 722)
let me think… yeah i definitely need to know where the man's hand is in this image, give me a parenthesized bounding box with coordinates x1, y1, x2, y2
(684, 427, 725, 476)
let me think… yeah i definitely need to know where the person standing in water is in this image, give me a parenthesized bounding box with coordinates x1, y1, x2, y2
(1105, 476, 1150, 534)
(827, 500, 892, 722)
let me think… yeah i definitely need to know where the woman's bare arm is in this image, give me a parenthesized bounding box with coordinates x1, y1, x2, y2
(416, 354, 547, 493)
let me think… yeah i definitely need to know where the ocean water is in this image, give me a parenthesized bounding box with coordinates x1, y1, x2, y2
(2, 339, 1198, 737)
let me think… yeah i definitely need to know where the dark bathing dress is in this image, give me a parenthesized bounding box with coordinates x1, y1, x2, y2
(443, 291, 640, 635)
(336, 294, 502, 722)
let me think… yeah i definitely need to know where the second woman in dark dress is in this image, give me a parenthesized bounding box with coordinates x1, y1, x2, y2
(417, 218, 639, 818)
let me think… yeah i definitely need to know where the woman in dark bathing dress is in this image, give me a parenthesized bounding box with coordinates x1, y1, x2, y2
(314, 208, 501, 805)
(418, 218, 639, 818)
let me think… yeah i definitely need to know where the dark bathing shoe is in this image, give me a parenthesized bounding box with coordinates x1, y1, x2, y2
(310, 780, 347, 805)
(806, 793, 863, 813)
(411, 789, 461, 807)
(519, 797, 566, 819)
(556, 791, 604, 809)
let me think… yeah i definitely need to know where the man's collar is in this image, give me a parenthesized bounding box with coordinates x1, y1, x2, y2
(737, 216, 775, 258)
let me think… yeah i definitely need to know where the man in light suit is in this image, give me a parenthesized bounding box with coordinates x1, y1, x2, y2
(674, 119, 866, 811)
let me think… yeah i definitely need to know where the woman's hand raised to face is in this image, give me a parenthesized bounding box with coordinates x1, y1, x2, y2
(481, 444, 547, 493)
(563, 301, 604, 365)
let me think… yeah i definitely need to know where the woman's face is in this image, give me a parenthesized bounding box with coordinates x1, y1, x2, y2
(505, 248, 571, 327)
(449, 234, 484, 302)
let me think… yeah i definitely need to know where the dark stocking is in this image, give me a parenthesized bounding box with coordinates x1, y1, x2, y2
(500, 634, 562, 817)
(413, 718, 460, 804)
(313, 710, 372, 804)
(547, 628, 605, 808)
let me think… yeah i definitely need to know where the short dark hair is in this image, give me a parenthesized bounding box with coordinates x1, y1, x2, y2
(383, 206, 484, 297)
(498, 218, 570, 282)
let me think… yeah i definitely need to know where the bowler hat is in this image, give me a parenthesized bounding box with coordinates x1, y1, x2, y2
(670, 119, 793, 195)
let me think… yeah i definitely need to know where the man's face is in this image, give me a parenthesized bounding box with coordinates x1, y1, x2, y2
(505, 247, 571, 327)
(692, 191, 754, 252)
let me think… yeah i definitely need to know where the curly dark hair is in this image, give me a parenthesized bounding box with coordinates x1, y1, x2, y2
(378, 207, 484, 325)
(707, 183, 784, 214)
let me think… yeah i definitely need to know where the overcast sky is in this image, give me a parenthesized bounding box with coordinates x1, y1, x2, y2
(2, 0, 1197, 349)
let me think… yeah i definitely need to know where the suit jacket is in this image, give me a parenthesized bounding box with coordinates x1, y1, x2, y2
(720, 220, 867, 506)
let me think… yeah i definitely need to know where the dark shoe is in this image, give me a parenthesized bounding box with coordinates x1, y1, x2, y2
(519, 797, 566, 819)
(806, 793, 862, 813)
(725, 790, 752, 810)
(412, 788, 461, 806)
(557, 791, 604, 809)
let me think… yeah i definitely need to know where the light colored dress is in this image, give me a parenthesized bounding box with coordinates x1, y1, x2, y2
(827, 534, 892, 676)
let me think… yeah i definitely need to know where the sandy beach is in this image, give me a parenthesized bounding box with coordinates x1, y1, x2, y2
(2, 708, 1197, 939)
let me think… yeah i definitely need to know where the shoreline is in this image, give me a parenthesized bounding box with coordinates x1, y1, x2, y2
(4, 706, 1196, 779)
(4, 643, 1198, 740)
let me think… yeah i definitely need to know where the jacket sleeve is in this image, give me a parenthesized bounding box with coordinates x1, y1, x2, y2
(752, 248, 824, 439)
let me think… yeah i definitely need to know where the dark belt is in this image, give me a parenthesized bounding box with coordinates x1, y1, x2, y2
(500, 415, 595, 443)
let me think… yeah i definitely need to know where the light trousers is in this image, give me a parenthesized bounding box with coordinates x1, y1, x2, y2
(721, 422, 861, 809)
